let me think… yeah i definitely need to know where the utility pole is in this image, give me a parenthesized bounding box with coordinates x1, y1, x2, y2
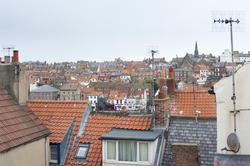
(214, 18, 240, 133)
(151, 50, 157, 128)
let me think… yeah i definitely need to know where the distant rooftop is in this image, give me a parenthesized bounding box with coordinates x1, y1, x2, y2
(60, 87, 78, 91)
(30, 85, 59, 93)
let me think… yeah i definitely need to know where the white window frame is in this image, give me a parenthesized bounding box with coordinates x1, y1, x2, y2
(104, 140, 151, 165)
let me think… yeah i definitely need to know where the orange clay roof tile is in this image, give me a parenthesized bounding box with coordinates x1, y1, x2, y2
(170, 90, 216, 118)
(66, 114, 152, 166)
(27, 100, 87, 143)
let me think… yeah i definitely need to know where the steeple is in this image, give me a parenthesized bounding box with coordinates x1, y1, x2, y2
(194, 41, 199, 57)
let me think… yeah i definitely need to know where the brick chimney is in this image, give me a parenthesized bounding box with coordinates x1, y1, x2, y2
(167, 66, 175, 95)
(12, 50, 19, 63)
(0, 51, 28, 105)
(169, 66, 174, 78)
(154, 78, 169, 126)
(158, 78, 168, 99)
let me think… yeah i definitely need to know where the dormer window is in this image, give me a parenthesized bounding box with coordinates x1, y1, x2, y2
(100, 128, 162, 165)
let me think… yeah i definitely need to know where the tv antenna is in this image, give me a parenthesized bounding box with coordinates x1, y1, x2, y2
(3, 47, 15, 56)
(214, 18, 239, 133)
(151, 49, 158, 128)
(214, 17, 241, 153)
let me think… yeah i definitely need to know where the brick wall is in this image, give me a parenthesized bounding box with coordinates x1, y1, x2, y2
(162, 117, 217, 166)
(172, 145, 199, 166)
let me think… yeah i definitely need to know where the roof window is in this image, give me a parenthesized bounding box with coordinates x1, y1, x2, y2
(75, 143, 90, 159)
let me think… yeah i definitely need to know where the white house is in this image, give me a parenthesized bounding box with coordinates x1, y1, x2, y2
(220, 49, 232, 62)
(88, 91, 102, 108)
(214, 62, 250, 164)
(120, 75, 131, 83)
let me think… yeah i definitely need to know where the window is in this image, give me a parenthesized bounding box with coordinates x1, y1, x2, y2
(119, 141, 137, 161)
(75, 143, 90, 159)
(50, 144, 58, 163)
(139, 143, 148, 161)
(77, 147, 88, 158)
(106, 141, 149, 163)
(107, 141, 116, 160)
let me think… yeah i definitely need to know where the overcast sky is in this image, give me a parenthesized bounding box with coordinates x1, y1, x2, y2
(0, 0, 249, 63)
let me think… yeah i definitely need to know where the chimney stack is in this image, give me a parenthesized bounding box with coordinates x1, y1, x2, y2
(12, 50, 19, 63)
(169, 66, 174, 78)
(159, 86, 168, 99)
(167, 67, 175, 95)
(158, 78, 168, 99)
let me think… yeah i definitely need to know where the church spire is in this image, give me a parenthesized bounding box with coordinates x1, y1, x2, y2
(194, 41, 199, 57)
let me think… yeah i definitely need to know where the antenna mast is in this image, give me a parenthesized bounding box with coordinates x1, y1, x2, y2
(3, 47, 14, 56)
(214, 18, 240, 132)
(151, 50, 157, 128)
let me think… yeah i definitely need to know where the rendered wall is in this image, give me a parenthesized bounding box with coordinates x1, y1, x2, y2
(0, 138, 49, 166)
(0, 64, 28, 105)
(215, 63, 250, 154)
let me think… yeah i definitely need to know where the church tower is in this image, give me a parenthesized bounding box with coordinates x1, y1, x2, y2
(194, 41, 199, 57)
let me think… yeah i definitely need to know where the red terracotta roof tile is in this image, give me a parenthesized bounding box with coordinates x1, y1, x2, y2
(27, 100, 87, 143)
(170, 90, 216, 118)
(0, 89, 50, 153)
(66, 114, 152, 166)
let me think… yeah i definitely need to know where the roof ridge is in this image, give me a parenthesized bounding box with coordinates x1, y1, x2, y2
(27, 100, 87, 104)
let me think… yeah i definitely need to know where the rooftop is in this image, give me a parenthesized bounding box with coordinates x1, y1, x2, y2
(100, 128, 161, 141)
(30, 85, 59, 93)
(27, 100, 87, 143)
(66, 114, 152, 165)
(60, 86, 78, 91)
(170, 90, 216, 118)
(0, 88, 50, 153)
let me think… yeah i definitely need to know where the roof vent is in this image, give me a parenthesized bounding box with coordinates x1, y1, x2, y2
(227, 132, 240, 153)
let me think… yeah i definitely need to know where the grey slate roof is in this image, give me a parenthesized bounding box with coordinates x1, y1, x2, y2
(214, 62, 226, 67)
(31, 85, 59, 93)
(162, 117, 217, 166)
(60, 87, 77, 91)
(99, 128, 162, 141)
(174, 68, 193, 72)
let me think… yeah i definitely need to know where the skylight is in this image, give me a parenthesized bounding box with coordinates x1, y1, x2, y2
(75, 143, 90, 159)
(77, 147, 88, 158)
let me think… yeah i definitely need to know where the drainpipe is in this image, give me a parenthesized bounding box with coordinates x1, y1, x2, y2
(45, 137, 48, 166)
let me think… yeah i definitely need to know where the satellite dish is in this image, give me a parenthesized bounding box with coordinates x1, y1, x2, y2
(227, 133, 240, 153)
